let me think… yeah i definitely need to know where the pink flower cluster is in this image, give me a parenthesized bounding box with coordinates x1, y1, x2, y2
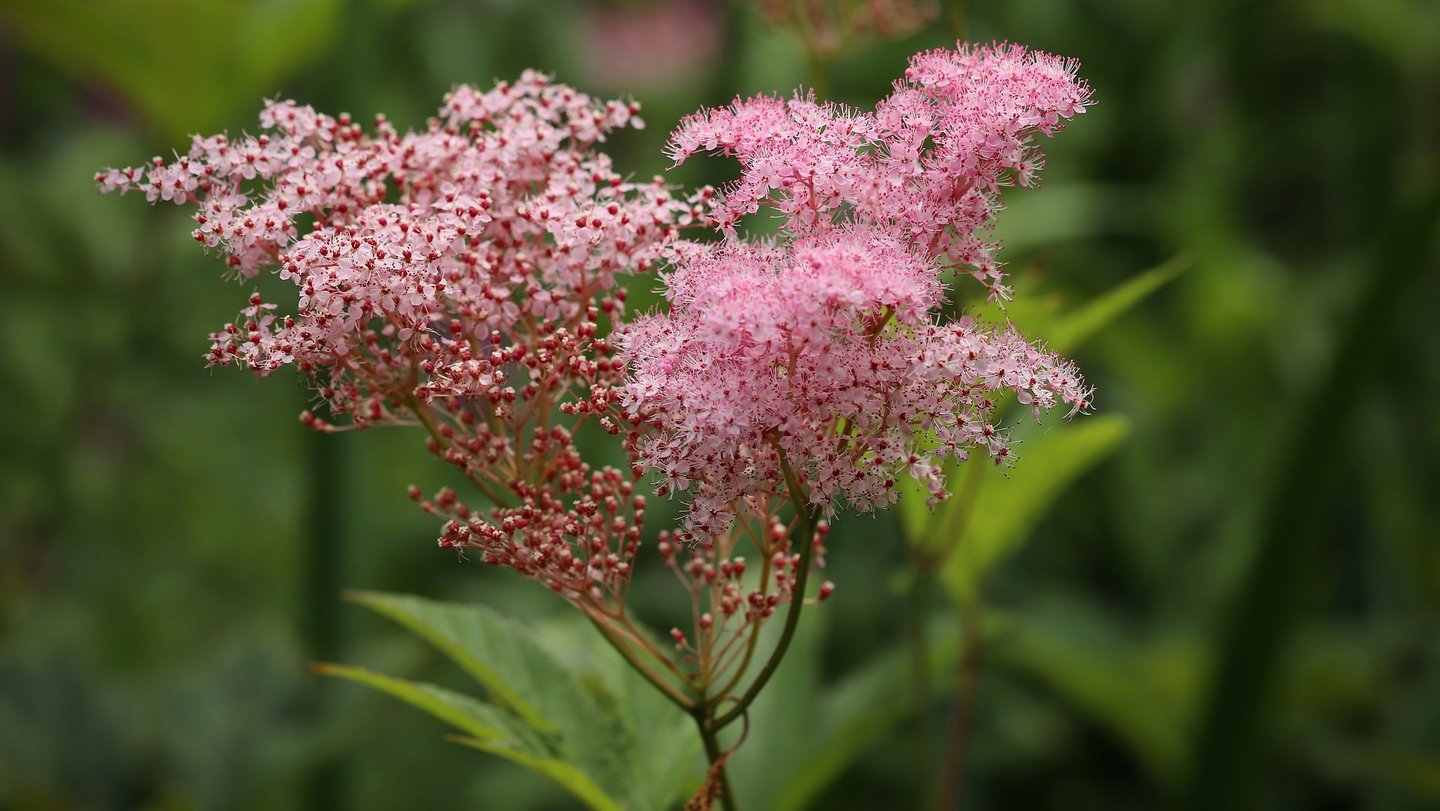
(99, 44, 1095, 625)
(666, 41, 1091, 298)
(623, 43, 1093, 540)
(99, 74, 705, 605)
(100, 71, 695, 427)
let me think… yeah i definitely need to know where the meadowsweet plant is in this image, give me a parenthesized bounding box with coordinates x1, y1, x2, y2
(101, 42, 1091, 810)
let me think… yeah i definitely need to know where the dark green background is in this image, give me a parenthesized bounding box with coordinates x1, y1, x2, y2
(1, 0, 1437, 808)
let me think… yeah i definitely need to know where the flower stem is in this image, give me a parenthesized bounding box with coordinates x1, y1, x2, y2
(946, 0, 967, 40)
(908, 567, 935, 801)
(936, 600, 984, 811)
(693, 711, 740, 811)
(713, 450, 819, 729)
(583, 610, 695, 712)
(407, 396, 510, 507)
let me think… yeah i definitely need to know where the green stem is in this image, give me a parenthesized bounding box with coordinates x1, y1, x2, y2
(909, 567, 935, 801)
(584, 612, 695, 712)
(694, 712, 740, 811)
(408, 396, 510, 507)
(935, 600, 984, 811)
(303, 1, 372, 806)
(301, 418, 348, 811)
(714, 450, 819, 729)
(945, 0, 967, 41)
(708, 543, 773, 705)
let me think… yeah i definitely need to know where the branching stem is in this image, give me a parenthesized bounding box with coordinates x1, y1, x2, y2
(583, 609, 694, 712)
(713, 449, 819, 729)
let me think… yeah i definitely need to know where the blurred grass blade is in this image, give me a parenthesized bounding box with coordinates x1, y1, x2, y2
(990, 608, 1197, 785)
(940, 415, 1131, 603)
(773, 620, 964, 811)
(898, 470, 939, 541)
(1049, 255, 1191, 352)
(1185, 185, 1440, 809)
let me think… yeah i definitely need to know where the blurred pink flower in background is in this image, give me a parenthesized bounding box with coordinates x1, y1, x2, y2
(576, 0, 723, 93)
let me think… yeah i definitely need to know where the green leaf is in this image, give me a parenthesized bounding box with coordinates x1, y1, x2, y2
(771, 619, 965, 811)
(0, 0, 340, 139)
(992, 184, 1152, 255)
(318, 664, 622, 811)
(966, 255, 1189, 353)
(990, 604, 1198, 784)
(345, 591, 563, 732)
(992, 612, 1408, 792)
(729, 609, 971, 811)
(940, 415, 1131, 603)
(315, 663, 548, 750)
(336, 592, 700, 811)
(1048, 255, 1192, 352)
(728, 610, 828, 808)
(448, 736, 626, 811)
(528, 616, 703, 810)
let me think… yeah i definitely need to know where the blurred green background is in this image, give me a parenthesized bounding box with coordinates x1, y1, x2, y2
(1, 0, 1437, 808)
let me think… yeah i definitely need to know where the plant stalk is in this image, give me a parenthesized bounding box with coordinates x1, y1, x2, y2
(946, 0, 966, 40)
(694, 712, 740, 811)
(909, 567, 935, 801)
(713, 450, 820, 729)
(583, 610, 695, 712)
(936, 600, 984, 811)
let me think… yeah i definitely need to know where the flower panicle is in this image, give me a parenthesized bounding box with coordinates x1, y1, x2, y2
(665, 41, 1092, 298)
(99, 44, 1096, 661)
(98, 75, 703, 429)
(99, 76, 711, 601)
(622, 42, 1094, 542)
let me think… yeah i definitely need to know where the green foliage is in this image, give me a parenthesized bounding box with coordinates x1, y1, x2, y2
(1, 0, 334, 139)
(320, 665, 623, 810)
(772, 624, 962, 809)
(898, 254, 1182, 602)
(0, 0, 419, 140)
(965, 255, 1192, 356)
(938, 415, 1132, 604)
(730, 612, 963, 810)
(320, 592, 700, 811)
(990, 603, 1198, 784)
(1046, 256, 1191, 352)
(3, 0, 1438, 808)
